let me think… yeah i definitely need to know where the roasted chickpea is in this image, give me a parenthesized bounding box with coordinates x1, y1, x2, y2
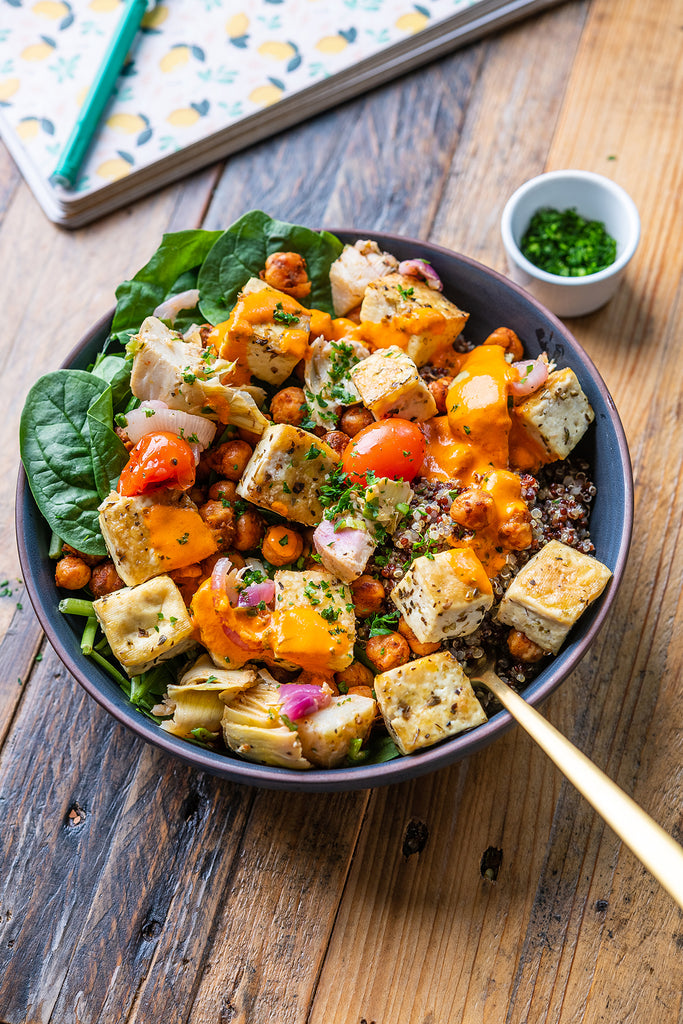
(261, 252, 312, 300)
(270, 386, 307, 426)
(321, 430, 350, 458)
(449, 487, 496, 530)
(217, 440, 253, 481)
(233, 509, 265, 551)
(339, 405, 374, 438)
(168, 563, 203, 605)
(114, 425, 134, 452)
(89, 561, 125, 598)
(261, 525, 304, 566)
(498, 509, 533, 550)
(507, 629, 546, 663)
(428, 376, 453, 414)
(335, 661, 374, 691)
(62, 543, 104, 568)
(55, 555, 91, 591)
(365, 632, 410, 673)
(198, 500, 236, 550)
(345, 304, 362, 325)
(483, 327, 524, 361)
(238, 427, 265, 447)
(351, 575, 386, 618)
(208, 479, 237, 503)
(188, 485, 208, 506)
(397, 617, 441, 656)
(348, 685, 375, 701)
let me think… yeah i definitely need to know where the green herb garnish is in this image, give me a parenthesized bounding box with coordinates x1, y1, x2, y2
(520, 206, 617, 277)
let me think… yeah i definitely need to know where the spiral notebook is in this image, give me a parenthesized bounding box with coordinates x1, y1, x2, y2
(0, 0, 562, 228)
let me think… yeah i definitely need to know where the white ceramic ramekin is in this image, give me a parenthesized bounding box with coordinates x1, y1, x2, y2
(501, 170, 640, 317)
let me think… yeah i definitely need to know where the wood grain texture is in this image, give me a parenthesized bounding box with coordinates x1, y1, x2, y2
(0, 0, 682, 1020)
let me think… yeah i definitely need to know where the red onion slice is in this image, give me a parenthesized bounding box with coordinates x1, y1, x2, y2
(153, 288, 200, 323)
(279, 683, 331, 721)
(237, 580, 276, 608)
(397, 259, 443, 291)
(510, 355, 549, 397)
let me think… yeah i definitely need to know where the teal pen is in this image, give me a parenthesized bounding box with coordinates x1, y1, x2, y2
(52, 0, 150, 189)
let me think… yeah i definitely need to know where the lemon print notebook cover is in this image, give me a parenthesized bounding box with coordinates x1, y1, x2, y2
(0, 0, 562, 227)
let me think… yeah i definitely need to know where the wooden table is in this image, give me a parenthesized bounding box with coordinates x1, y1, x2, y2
(1, 0, 682, 1019)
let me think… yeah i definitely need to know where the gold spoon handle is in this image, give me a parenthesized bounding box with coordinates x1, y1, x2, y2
(482, 672, 683, 909)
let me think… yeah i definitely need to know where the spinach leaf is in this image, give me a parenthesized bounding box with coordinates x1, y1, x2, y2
(197, 210, 343, 324)
(92, 353, 132, 412)
(20, 370, 111, 556)
(87, 386, 129, 500)
(110, 228, 223, 344)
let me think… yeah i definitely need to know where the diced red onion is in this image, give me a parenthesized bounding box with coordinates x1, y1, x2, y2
(510, 355, 549, 397)
(153, 288, 200, 323)
(210, 558, 263, 651)
(279, 683, 331, 721)
(397, 259, 443, 291)
(237, 580, 276, 608)
(123, 400, 216, 449)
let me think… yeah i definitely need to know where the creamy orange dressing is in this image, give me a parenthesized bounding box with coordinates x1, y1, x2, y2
(271, 605, 348, 673)
(442, 547, 493, 597)
(357, 307, 446, 352)
(190, 579, 266, 667)
(143, 506, 217, 568)
(421, 344, 537, 577)
(208, 290, 310, 383)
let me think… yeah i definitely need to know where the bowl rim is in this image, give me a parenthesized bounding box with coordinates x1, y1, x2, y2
(15, 230, 634, 792)
(500, 169, 641, 287)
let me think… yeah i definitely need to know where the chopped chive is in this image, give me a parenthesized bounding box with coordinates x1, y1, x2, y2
(80, 616, 98, 655)
(59, 597, 95, 617)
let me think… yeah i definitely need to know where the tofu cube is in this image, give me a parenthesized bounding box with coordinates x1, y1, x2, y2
(271, 569, 355, 672)
(496, 540, 612, 654)
(514, 367, 595, 461)
(98, 490, 217, 587)
(329, 239, 399, 315)
(360, 273, 469, 366)
(217, 278, 311, 385)
(391, 548, 493, 644)
(93, 575, 195, 676)
(236, 423, 340, 526)
(296, 694, 377, 768)
(374, 651, 487, 754)
(349, 346, 437, 421)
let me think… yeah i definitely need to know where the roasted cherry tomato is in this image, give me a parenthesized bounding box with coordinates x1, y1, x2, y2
(117, 431, 196, 497)
(341, 418, 425, 485)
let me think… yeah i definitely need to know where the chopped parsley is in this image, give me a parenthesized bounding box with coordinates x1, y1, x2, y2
(397, 283, 415, 300)
(520, 206, 617, 277)
(177, 533, 189, 545)
(320, 606, 340, 622)
(368, 610, 400, 637)
(304, 444, 322, 461)
(273, 302, 300, 326)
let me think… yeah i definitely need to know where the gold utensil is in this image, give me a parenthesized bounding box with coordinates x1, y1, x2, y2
(473, 660, 683, 909)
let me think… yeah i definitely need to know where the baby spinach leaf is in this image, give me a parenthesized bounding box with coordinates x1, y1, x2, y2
(110, 228, 223, 344)
(197, 210, 343, 324)
(92, 353, 132, 412)
(20, 370, 111, 556)
(87, 387, 129, 500)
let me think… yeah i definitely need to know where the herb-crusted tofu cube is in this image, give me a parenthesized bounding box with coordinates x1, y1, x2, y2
(271, 569, 355, 672)
(98, 489, 217, 587)
(391, 548, 494, 644)
(497, 540, 612, 654)
(93, 575, 195, 676)
(349, 346, 437, 421)
(236, 423, 339, 526)
(374, 651, 487, 754)
(514, 367, 595, 461)
(296, 694, 377, 768)
(360, 273, 469, 366)
(329, 239, 399, 316)
(216, 278, 311, 385)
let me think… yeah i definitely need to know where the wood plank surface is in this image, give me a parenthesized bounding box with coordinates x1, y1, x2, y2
(1, 0, 682, 1021)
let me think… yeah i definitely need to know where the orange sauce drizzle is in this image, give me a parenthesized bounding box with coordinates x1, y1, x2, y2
(143, 506, 217, 568)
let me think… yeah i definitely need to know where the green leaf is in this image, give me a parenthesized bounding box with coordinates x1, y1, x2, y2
(197, 210, 343, 324)
(20, 370, 111, 556)
(91, 353, 132, 412)
(110, 228, 223, 343)
(86, 386, 130, 500)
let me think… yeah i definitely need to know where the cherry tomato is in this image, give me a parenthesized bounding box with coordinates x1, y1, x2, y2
(341, 418, 425, 485)
(117, 431, 196, 497)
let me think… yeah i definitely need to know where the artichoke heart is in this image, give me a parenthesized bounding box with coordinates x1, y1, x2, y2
(221, 676, 311, 769)
(160, 655, 257, 739)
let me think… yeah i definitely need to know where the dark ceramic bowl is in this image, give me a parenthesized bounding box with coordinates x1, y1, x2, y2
(16, 230, 633, 791)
